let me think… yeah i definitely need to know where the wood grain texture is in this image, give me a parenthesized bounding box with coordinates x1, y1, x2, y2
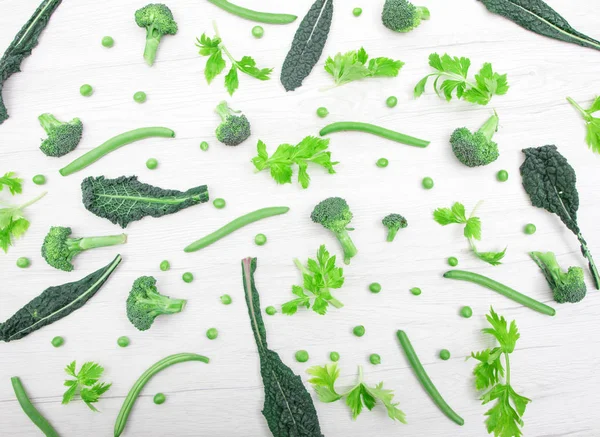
(1, 0, 599, 436)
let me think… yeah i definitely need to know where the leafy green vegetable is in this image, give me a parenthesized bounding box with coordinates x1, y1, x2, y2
(433, 201, 506, 266)
(282, 245, 345, 315)
(307, 364, 406, 423)
(470, 308, 531, 437)
(0, 172, 23, 195)
(478, 0, 600, 51)
(126, 276, 186, 331)
(82, 176, 209, 228)
(196, 22, 272, 96)
(134, 3, 178, 66)
(566, 96, 600, 154)
(520, 145, 600, 289)
(38, 113, 83, 157)
(252, 136, 337, 188)
(0, 0, 62, 125)
(62, 361, 111, 412)
(0, 191, 46, 253)
(280, 0, 334, 92)
(414, 53, 509, 105)
(0, 255, 121, 342)
(241, 257, 324, 436)
(324, 47, 403, 87)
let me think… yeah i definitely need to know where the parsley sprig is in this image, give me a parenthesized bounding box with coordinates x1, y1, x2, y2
(0, 191, 46, 253)
(567, 96, 600, 154)
(62, 361, 112, 412)
(0, 172, 23, 195)
(324, 47, 404, 88)
(471, 308, 531, 437)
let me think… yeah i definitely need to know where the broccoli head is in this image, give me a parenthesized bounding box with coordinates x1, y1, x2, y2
(215, 101, 251, 146)
(38, 113, 83, 157)
(382, 213, 408, 242)
(382, 0, 430, 33)
(311, 197, 358, 265)
(41, 226, 127, 272)
(126, 276, 186, 331)
(530, 251, 587, 304)
(135, 3, 178, 66)
(450, 111, 500, 167)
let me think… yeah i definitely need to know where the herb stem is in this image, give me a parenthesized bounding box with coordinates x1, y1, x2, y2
(566, 97, 589, 119)
(18, 191, 47, 209)
(505, 353, 511, 386)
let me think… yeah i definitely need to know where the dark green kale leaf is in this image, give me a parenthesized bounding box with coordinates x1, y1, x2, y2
(241, 257, 324, 437)
(478, 0, 600, 51)
(520, 145, 600, 289)
(280, 0, 334, 92)
(0, 255, 121, 342)
(82, 176, 209, 228)
(0, 0, 62, 124)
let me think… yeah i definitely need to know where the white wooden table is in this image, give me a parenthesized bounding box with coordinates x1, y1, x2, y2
(1, 0, 599, 436)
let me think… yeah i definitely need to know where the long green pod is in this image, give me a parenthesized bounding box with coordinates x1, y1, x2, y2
(444, 270, 556, 316)
(59, 127, 175, 176)
(184, 207, 290, 252)
(114, 353, 209, 437)
(11, 377, 60, 437)
(207, 0, 297, 24)
(319, 122, 430, 148)
(396, 330, 465, 426)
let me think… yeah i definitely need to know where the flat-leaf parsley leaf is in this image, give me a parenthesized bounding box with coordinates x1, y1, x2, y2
(62, 361, 112, 412)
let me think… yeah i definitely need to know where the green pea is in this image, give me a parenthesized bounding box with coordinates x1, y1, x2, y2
(182, 272, 194, 283)
(496, 170, 509, 182)
(369, 282, 381, 293)
(80, 84, 93, 97)
(353, 325, 365, 337)
(316, 107, 329, 118)
(329, 351, 340, 362)
(386, 96, 398, 108)
(32, 174, 46, 185)
(134, 91, 147, 103)
(117, 336, 130, 347)
(101, 36, 114, 48)
(410, 287, 422, 296)
(422, 177, 434, 190)
(295, 350, 309, 363)
(353, 7, 363, 16)
(524, 223, 537, 235)
(252, 26, 264, 38)
(159, 260, 170, 271)
(16, 257, 30, 268)
(460, 306, 473, 318)
(146, 158, 158, 170)
(376, 158, 389, 168)
(265, 306, 277, 316)
(369, 354, 381, 365)
(220, 294, 232, 305)
(447, 257, 459, 267)
(255, 233, 267, 246)
(439, 349, 451, 360)
(200, 141, 209, 151)
(51, 336, 64, 348)
(153, 393, 166, 405)
(213, 198, 226, 209)
(206, 328, 218, 340)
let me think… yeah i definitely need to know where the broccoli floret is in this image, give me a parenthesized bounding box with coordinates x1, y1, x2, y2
(450, 111, 500, 167)
(382, 0, 430, 33)
(382, 213, 408, 242)
(311, 197, 357, 265)
(38, 113, 83, 157)
(135, 3, 178, 66)
(126, 276, 186, 331)
(530, 251, 587, 304)
(215, 101, 251, 146)
(41, 226, 127, 272)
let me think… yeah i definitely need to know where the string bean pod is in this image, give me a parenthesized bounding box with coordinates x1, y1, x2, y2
(11, 377, 60, 437)
(319, 122, 430, 148)
(207, 0, 297, 24)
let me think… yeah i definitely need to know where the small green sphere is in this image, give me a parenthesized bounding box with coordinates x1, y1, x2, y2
(153, 393, 166, 405)
(376, 158, 389, 168)
(265, 306, 277, 316)
(80, 84, 93, 97)
(101, 36, 114, 48)
(206, 328, 218, 340)
(220, 294, 232, 305)
(16, 257, 31, 268)
(159, 260, 170, 271)
(410, 287, 422, 296)
(51, 336, 64, 348)
(32, 174, 46, 185)
(422, 177, 434, 190)
(255, 233, 267, 246)
(329, 351, 340, 362)
(386, 96, 398, 108)
(524, 223, 537, 235)
(295, 350, 309, 363)
(200, 141, 209, 151)
(353, 325, 365, 337)
(447, 257, 459, 267)
(369, 353, 381, 365)
(352, 7, 363, 17)
(146, 158, 158, 170)
(117, 336, 130, 347)
(369, 282, 382, 293)
(134, 91, 147, 103)
(497, 170, 509, 182)
(213, 198, 226, 209)
(182, 272, 194, 283)
(439, 349, 451, 360)
(460, 306, 473, 318)
(316, 107, 329, 118)
(252, 26, 264, 38)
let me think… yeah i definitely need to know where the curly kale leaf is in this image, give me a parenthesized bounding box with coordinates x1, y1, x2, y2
(82, 176, 209, 228)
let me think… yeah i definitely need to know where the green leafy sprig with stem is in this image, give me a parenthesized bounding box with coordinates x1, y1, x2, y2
(566, 96, 600, 154)
(0, 191, 46, 253)
(324, 47, 404, 88)
(0, 172, 23, 195)
(62, 361, 112, 412)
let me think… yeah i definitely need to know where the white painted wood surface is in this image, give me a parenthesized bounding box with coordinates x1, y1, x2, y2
(1, 0, 599, 435)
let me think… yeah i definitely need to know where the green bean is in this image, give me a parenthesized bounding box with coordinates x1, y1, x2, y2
(207, 0, 297, 24)
(184, 207, 290, 252)
(443, 270, 556, 316)
(319, 122, 430, 148)
(396, 331, 464, 426)
(11, 377, 60, 437)
(114, 353, 209, 437)
(59, 127, 175, 176)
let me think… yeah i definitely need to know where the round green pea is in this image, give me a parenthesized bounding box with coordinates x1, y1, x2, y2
(439, 349, 451, 360)
(316, 107, 329, 118)
(16, 257, 30, 268)
(255, 233, 267, 246)
(376, 158, 389, 168)
(80, 84, 93, 97)
(159, 260, 170, 271)
(146, 158, 158, 170)
(497, 170, 509, 182)
(386, 96, 398, 108)
(134, 91, 147, 103)
(153, 393, 166, 405)
(51, 336, 64, 348)
(353, 7, 363, 17)
(295, 350, 309, 363)
(460, 306, 473, 318)
(329, 351, 340, 362)
(410, 287, 422, 296)
(447, 257, 459, 267)
(213, 198, 226, 209)
(353, 325, 365, 337)
(252, 26, 264, 38)
(182, 272, 194, 283)
(117, 336, 130, 347)
(422, 177, 434, 190)
(524, 223, 537, 235)
(265, 306, 277, 316)
(101, 36, 114, 48)
(220, 294, 232, 305)
(200, 141, 209, 151)
(369, 354, 381, 365)
(369, 282, 381, 293)
(32, 174, 46, 185)
(206, 328, 218, 340)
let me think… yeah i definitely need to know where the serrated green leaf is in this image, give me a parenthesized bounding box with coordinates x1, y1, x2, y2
(464, 217, 482, 240)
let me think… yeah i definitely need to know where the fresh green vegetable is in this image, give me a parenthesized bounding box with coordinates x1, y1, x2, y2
(369, 282, 381, 293)
(316, 107, 329, 118)
(51, 336, 64, 347)
(254, 233, 267, 245)
(213, 198, 226, 209)
(460, 306, 473, 318)
(60, 127, 174, 176)
(376, 158, 389, 168)
(241, 257, 323, 436)
(206, 327, 218, 340)
(32, 174, 46, 185)
(184, 207, 289, 252)
(324, 47, 404, 87)
(450, 111, 500, 167)
(295, 350, 309, 363)
(214, 101, 251, 146)
(80, 84, 93, 96)
(153, 393, 166, 405)
(433, 201, 506, 266)
(329, 352, 340, 362)
(265, 305, 277, 316)
(280, 0, 334, 92)
(410, 287, 421, 296)
(311, 197, 357, 265)
(0, 191, 47, 253)
(135, 3, 178, 66)
(382, 0, 430, 33)
(102, 36, 114, 48)
(567, 96, 600, 153)
(496, 170, 509, 182)
(520, 145, 600, 289)
(182, 272, 194, 283)
(444, 270, 556, 316)
(11, 376, 60, 437)
(0, 0, 62, 125)
(414, 53, 509, 105)
(530, 251, 586, 304)
(320, 121, 430, 148)
(470, 308, 531, 436)
(114, 353, 210, 437)
(0, 172, 23, 194)
(133, 91, 147, 103)
(16, 257, 30, 268)
(200, 141, 209, 151)
(82, 176, 208, 228)
(117, 336, 130, 347)
(369, 354, 381, 365)
(159, 260, 170, 271)
(41, 226, 127, 272)
(252, 26, 264, 38)
(38, 113, 83, 158)
(397, 330, 464, 425)
(307, 364, 406, 422)
(252, 136, 337, 188)
(197, 23, 272, 96)
(439, 349, 450, 361)
(220, 294, 232, 305)
(524, 223, 536, 235)
(353, 325, 365, 337)
(126, 276, 186, 331)
(207, 0, 297, 24)
(448, 257, 458, 267)
(478, 0, 600, 51)
(386, 96, 398, 107)
(382, 213, 407, 242)
(62, 361, 111, 412)
(145, 158, 158, 170)
(282, 245, 345, 315)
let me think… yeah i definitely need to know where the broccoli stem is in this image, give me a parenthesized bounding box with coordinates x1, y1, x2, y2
(477, 111, 499, 141)
(416, 6, 431, 20)
(76, 234, 127, 251)
(335, 230, 358, 265)
(38, 113, 61, 131)
(215, 101, 235, 121)
(387, 228, 399, 242)
(577, 232, 600, 289)
(143, 26, 161, 66)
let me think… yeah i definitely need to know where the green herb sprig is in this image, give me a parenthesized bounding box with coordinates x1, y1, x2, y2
(62, 361, 112, 412)
(324, 47, 404, 88)
(0, 191, 46, 253)
(0, 172, 23, 195)
(567, 96, 600, 154)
